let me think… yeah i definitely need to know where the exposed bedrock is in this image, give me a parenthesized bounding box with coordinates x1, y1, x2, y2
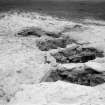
(8, 81, 103, 105)
(51, 46, 104, 63)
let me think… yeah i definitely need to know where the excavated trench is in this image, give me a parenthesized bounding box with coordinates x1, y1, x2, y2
(16, 27, 105, 87)
(37, 35, 105, 87)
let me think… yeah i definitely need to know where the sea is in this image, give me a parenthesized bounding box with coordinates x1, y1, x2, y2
(0, 1, 105, 21)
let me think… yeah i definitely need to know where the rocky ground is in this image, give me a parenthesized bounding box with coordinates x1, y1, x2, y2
(0, 11, 105, 105)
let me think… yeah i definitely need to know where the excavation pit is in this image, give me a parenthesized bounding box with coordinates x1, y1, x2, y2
(43, 68, 105, 87)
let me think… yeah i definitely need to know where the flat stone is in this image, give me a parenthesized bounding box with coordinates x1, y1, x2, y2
(85, 61, 105, 73)
(57, 63, 85, 72)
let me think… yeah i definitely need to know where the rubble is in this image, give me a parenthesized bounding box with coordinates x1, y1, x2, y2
(36, 36, 76, 51)
(51, 46, 104, 63)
